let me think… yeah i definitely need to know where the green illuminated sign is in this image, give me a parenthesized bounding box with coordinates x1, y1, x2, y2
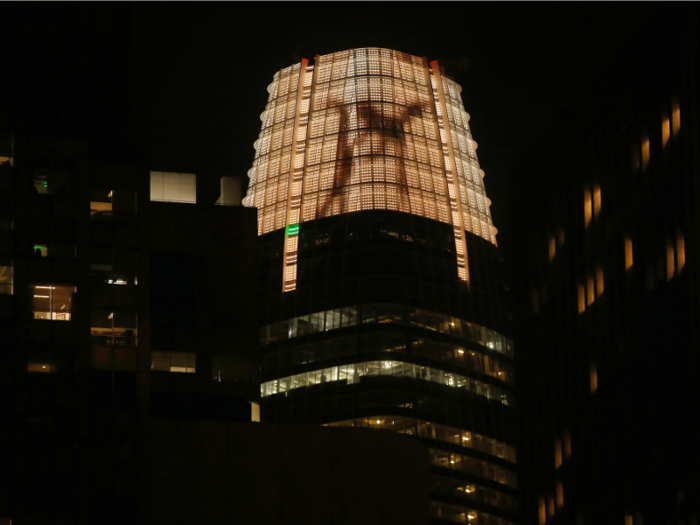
(287, 224, 300, 236)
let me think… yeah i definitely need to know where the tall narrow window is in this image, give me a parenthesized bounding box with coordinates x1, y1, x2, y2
(539, 498, 547, 525)
(661, 113, 670, 148)
(625, 515, 633, 525)
(666, 241, 675, 281)
(590, 363, 598, 393)
(593, 184, 601, 218)
(577, 285, 586, 314)
(554, 438, 563, 469)
(587, 275, 595, 306)
(641, 136, 650, 169)
(549, 236, 556, 261)
(625, 237, 634, 270)
(584, 189, 592, 227)
(596, 266, 604, 297)
(548, 496, 555, 517)
(672, 98, 680, 137)
(556, 482, 564, 509)
(677, 233, 685, 273)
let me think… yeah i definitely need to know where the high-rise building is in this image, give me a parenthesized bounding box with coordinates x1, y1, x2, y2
(510, 5, 700, 525)
(244, 48, 517, 525)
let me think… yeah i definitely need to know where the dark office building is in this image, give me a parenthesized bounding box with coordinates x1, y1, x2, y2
(510, 5, 700, 525)
(245, 48, 517, 525)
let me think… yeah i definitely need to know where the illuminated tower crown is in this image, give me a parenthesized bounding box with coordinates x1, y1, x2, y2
(243, 48, 497, 292)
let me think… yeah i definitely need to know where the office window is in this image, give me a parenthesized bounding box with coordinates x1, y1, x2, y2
(672, 98, 680, 137)
(548, 236, 556, 261)
(586, 275, 595, 306)
(27, 362, 53, 373)
(662, 113, 670, 147)
(30, 284, 75, 320)
(90, 311, 138, 346)
(593, 183, 601, 218)
(556, 482, 564, 509)
(625, 237, 634, 269)
(554, 439, 562, 469)
(583, 189, 592, 227)
(90, 249, 137, 286)
(150, 172, 196, 203)
(32, 170, 72, 195)
(90, 188, 113, 219)
(677, 233, 685, 273)
(151, 351, 195, 373)
(577, 285, 586, 314)
(590, 363, 598, 393)
(539, 498, 546, 525)
(0, 260, 12, 294)
(547, 496, 555, 517)
(596, 266, 604, 297)
(667, 241, 675, 281)
(212, 354, 259, 383)
(641, 136, 650, 169)
(625, 515, 633, 525)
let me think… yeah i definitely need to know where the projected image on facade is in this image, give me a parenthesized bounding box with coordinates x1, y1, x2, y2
(243, 48, 497, 291)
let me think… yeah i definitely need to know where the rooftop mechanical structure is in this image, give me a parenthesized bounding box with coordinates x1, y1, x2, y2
(244, 48, 516, 525)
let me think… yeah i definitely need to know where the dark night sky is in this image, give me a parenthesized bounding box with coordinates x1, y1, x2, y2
(131, 3, 659, 233)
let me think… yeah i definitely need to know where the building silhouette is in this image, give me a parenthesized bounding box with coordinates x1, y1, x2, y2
(509, 5, 700, 525)
(244, 48, 517, 525)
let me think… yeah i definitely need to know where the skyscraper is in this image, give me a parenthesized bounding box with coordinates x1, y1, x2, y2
(244, 48, 517, 524)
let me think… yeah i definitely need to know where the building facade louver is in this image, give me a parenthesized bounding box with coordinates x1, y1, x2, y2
(244, 48, 517, 525)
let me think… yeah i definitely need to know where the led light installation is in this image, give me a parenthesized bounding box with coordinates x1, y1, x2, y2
(243, 48, 496, 292)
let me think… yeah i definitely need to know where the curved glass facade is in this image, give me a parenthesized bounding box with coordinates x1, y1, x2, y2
(245, 48, 515, 524)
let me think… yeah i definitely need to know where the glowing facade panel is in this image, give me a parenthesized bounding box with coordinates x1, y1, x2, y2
(244, 48, 498, 290)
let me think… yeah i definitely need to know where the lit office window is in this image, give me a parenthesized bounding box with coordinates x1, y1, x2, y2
(556, 482, 564, 509)
(563, 432, 571, 458)
(625, 237, 634, 270)
(625, 515, 633, 525)
(539, 498, 546, 525)
(577, 285, 586, 314)
(641, 136, 650, 169)
(667, 241, 675, 281)
(672, 98, 680, 137)
(548, 236, 556, 261)
(547, 496, 555, 517)
(151, 351, 195, 373)
(596, 267, 604, 297)
(150, 172, 197, 203)
(27, 362, 53, 373)
(251, 402, 260, 422)
(583, 189, 592, 227)
(661, 113, 670, 147)
(586, 275, 595, 306)
(0, 260, 12, 295)
(90, 188, 113, 219)
(593, 184, 601, 218)
(29, 284, 75, 320)
(90, 311, 138, 347)
(590, 363, 598, 393)
(554, 439, 562, 469)
(677, 233, 685, 273)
